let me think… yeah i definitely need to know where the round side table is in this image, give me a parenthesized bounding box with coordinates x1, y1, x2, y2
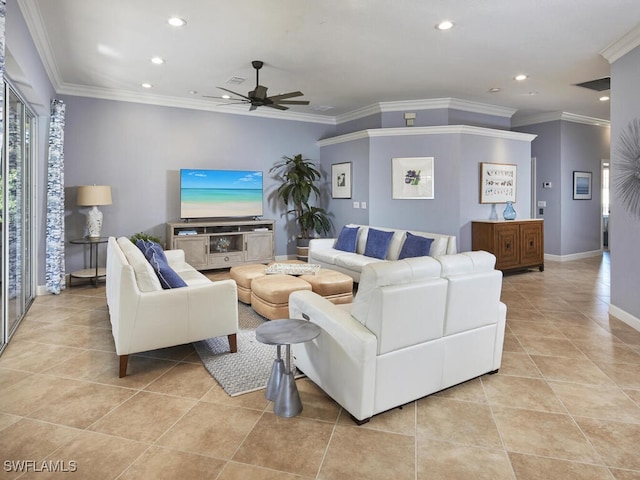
(256, 319, 321, 417)
(69, 237, 109, 287)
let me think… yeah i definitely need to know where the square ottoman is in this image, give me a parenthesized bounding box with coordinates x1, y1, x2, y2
(230, 264, 268, 304)
(251, 274, 312, 320)
(301, 269, 353, 305)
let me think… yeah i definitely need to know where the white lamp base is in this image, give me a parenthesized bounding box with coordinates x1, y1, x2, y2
(86, 206, 103, 238)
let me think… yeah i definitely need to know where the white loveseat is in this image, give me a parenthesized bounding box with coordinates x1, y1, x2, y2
(106, 236, 238, 377)
(308, 224, 457, 282)
(288, 251, 505, 423)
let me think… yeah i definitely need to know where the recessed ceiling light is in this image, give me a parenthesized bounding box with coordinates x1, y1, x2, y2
(188, 90, 198, 95)
(529, 91, 539, 95)
(141, 83, 152, 89)
(151, 56, 165, 65)
(168, 17, 186, 27)
(599, 95, 610, 102)
(436, 20, 454, 30)
(515, 74, 528, 81)
(221, 94, 231, 100)
(489, 87, 501, 93)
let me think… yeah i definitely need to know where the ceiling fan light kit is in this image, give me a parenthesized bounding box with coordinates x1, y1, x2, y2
(204, 60, 310, 111)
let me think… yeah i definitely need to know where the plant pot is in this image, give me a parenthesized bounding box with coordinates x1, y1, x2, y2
(296, 238, 312, 262)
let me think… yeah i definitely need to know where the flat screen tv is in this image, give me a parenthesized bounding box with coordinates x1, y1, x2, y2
(180, 169, 263, 219)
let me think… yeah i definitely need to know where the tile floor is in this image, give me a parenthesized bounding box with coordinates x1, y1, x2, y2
(1, 254, 640, 479)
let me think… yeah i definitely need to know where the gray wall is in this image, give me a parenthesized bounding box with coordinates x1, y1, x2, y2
(515, 120, 609, 256)
(515, 121, 562, 255)
(610, 45, 640, 322)
(320, 130, 533, 252)
(60, 95, 335, 273)
(560, 121, 609, 255)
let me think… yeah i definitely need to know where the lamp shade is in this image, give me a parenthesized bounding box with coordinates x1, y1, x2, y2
(77, 185, 112, 206)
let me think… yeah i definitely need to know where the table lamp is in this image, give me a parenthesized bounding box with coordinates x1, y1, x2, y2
(77, 185, 112, 238)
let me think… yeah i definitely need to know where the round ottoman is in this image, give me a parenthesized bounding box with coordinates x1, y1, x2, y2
(301, 269, 353, 305)
(251, 275, 312, 320)
(230, 264, 267, 304)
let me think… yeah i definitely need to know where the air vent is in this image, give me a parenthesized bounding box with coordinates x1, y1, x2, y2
(310, 105, 333, 112)
(574, 77, 610, 92)
(226, 76, 246, 85)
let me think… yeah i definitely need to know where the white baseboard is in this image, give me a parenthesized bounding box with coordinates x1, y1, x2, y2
(609, 305, 640, 333)
(544, 249, 602, 262)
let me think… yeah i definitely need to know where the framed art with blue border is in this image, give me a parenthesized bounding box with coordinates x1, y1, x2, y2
(573, 171, 592, 200)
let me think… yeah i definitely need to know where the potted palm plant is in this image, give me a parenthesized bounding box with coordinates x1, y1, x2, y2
(270, 154, 332, 260)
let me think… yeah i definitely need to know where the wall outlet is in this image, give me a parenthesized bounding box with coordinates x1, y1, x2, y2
(542, 182, 552, 189)
(353, 201, 360, 209)
(361, 201, 367, 209)
(537, 200, 547, 208)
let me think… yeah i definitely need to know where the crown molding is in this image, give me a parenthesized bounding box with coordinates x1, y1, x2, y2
(601, 23, 640, 64)
(317, 125, 536, 147)
(512, 111, 610, 128)
(57, 83, 336, 124)
(334, 98, 516, 125)
(17, 0, 63, 90)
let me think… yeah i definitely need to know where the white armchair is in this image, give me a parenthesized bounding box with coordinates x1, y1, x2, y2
(106, 237, 238, 377)
(289, 251, 506, 423)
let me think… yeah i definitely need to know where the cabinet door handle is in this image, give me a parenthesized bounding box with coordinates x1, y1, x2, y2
(506, 242, 511, 249)
(530, 240, 534, 247)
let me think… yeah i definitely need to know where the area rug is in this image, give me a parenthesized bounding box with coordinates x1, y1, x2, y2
(193, 303, 301, 397)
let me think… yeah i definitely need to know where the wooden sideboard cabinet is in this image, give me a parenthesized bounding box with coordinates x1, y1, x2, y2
(166, 219, 275, 270)
(471, 219, 544, 273)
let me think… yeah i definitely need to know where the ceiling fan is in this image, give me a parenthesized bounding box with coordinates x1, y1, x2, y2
(205, 60, 310, 111)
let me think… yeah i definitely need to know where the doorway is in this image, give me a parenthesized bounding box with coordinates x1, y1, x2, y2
(602, 160, 610, 250)
(1, 80, 37, 354)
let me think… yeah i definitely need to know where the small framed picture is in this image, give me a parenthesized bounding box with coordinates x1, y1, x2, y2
(479, 162, 517, 204)
(392, 157, 434, 199)
(573, 171, 592, 200)
(331, 162, 352, 198)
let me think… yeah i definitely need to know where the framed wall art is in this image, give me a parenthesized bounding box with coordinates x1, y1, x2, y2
(480, 162, 517, 204)
(392, 157, 434, 199)
(331, 162, 352, 198)
(573, 171, 592, 200)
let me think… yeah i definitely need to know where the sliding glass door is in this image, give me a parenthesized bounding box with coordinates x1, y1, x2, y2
(0, 81, 36, 353)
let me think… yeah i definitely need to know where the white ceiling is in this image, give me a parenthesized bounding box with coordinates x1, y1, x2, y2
(15, 0, 640, 124)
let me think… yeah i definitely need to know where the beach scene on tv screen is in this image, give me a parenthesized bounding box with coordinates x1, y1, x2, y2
(180, 169, 263, 218)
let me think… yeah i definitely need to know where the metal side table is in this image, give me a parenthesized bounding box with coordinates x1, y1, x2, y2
(69, 237, 109, 287)
(256, 318, 321, 417)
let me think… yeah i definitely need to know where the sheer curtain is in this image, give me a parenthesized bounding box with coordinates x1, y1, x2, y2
(45, 99, 66, 294)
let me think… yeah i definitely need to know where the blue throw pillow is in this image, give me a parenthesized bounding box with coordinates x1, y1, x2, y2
(363, 228, 394, 260)
(136, 239, 186, 289)
(398, 232, 434, 259)
(334, 226, 359, 252)
(136, 239, 168, 263)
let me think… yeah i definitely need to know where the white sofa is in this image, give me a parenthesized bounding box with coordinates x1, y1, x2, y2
(308, 224, 457, 282)
(288, 251, 506, 423)
(106, 236, 238, 377)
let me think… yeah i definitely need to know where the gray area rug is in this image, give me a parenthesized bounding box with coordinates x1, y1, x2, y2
(194, 303, 300, 397)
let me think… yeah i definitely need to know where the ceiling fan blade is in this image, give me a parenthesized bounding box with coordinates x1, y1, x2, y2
(268, 91, 304, 101)
(249, 104, 258, 111)
(203, 95, 248, 102)
(273, 100, 310, 105)
(267, 103, 288, 110)
(217, 86, 252, 101)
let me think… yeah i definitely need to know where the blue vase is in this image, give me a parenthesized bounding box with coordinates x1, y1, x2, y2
(503, 201, 516, 220)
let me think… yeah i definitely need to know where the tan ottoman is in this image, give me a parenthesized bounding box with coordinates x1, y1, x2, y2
(301, 269, 354, 305)
(230, 264, 267, 304)
(251, 275, 312, 320)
